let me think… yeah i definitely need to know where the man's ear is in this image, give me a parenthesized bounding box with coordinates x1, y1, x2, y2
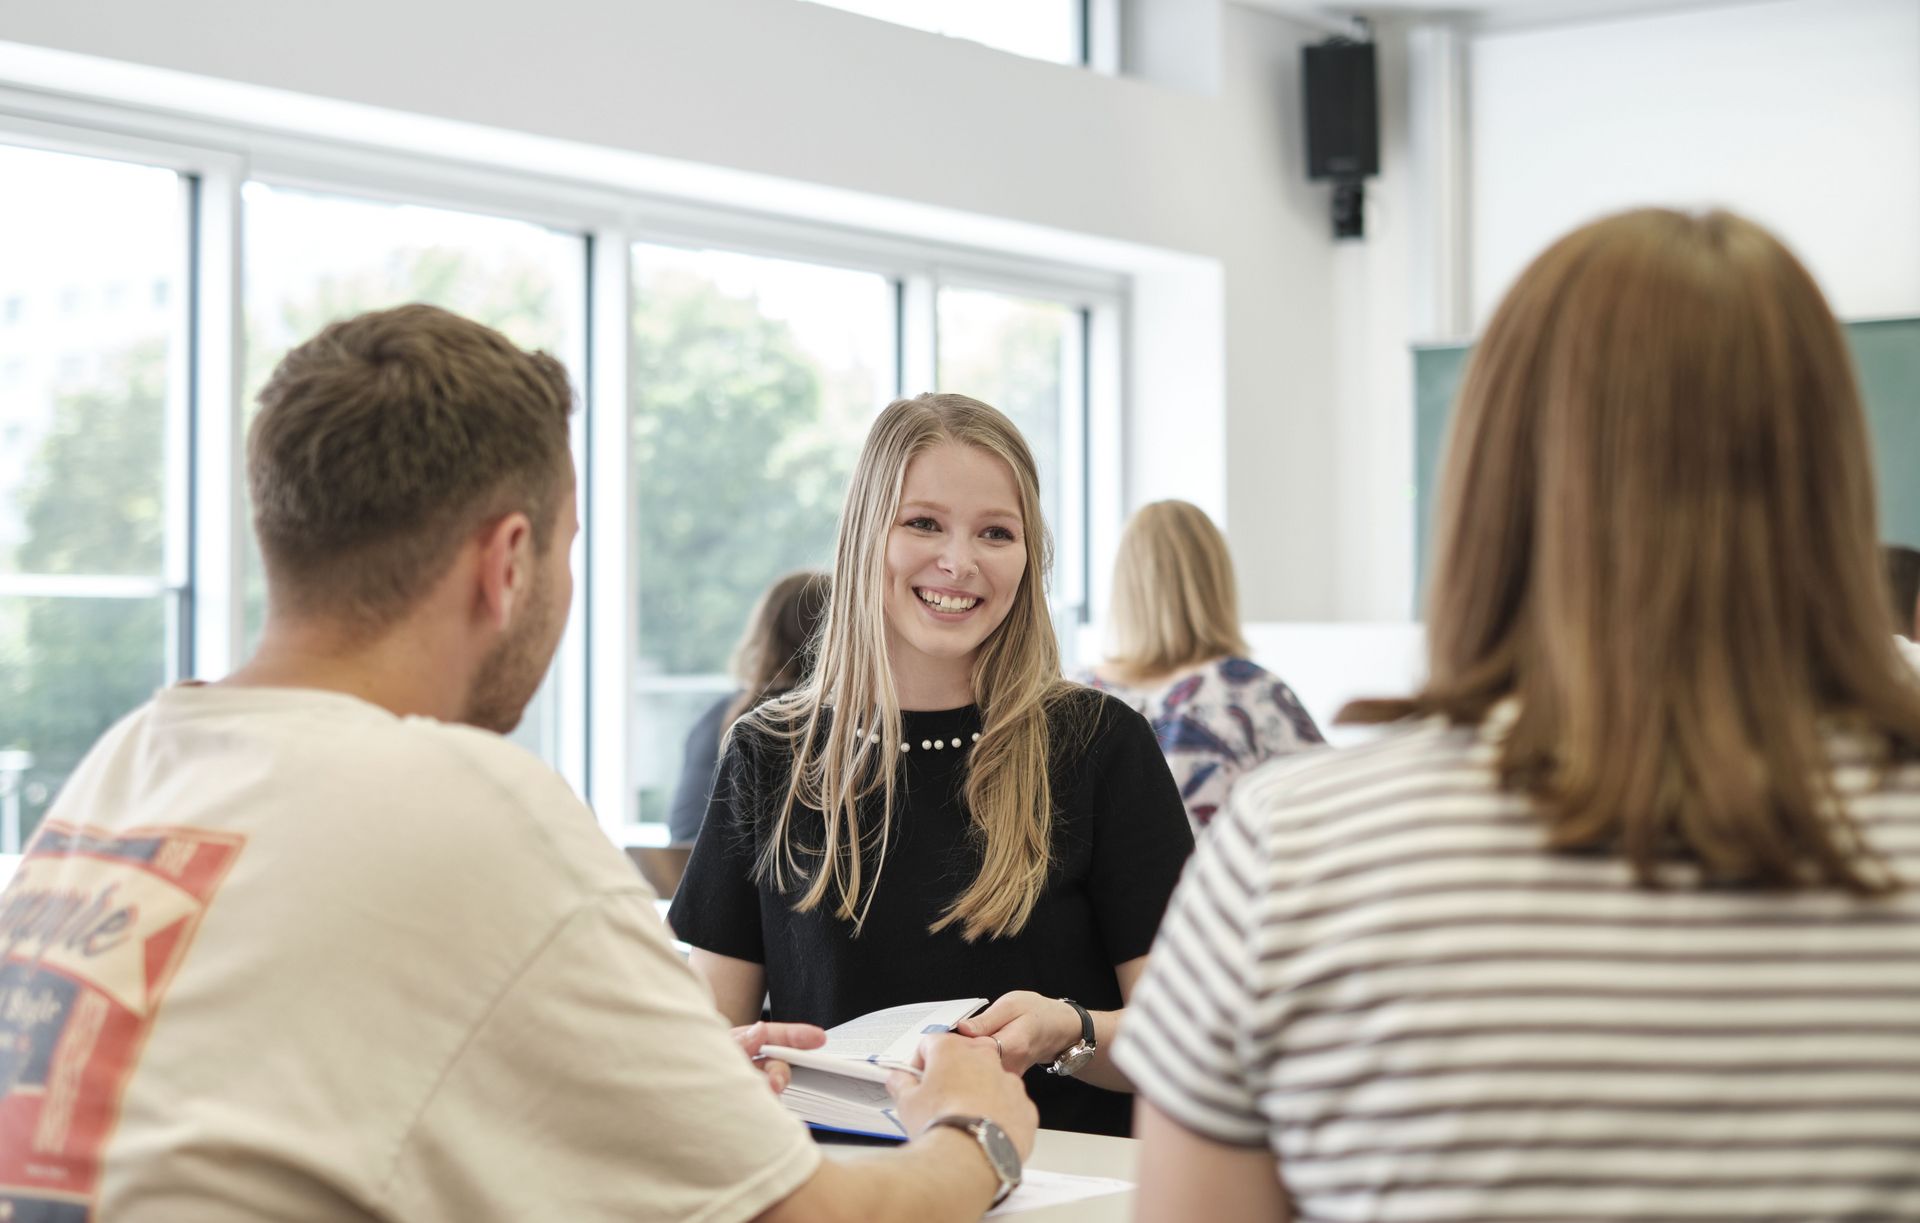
(475, 511, 535, 631)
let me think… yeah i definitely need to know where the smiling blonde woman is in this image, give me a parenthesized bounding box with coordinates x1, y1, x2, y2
(669, 393, 1194, 1137)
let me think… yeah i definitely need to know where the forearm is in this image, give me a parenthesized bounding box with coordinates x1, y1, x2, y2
(688, 948, 767, 1026)
(761, 1130, 1001, 1223)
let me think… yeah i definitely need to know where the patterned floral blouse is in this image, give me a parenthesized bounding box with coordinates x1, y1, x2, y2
(1083, 657, 1325, 831)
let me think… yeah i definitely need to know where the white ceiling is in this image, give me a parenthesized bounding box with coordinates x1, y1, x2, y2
(1232, 0, 1770, 34)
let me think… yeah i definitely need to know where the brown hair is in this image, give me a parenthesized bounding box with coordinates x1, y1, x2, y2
(1104, 499, 1250, 684)
(250, 304, 575, 631)
(1346, 208, 1920, 895)
(724, 570, 830, 726)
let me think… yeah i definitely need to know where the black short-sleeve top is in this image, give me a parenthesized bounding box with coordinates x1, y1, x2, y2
(667, 685, 1196, 1135)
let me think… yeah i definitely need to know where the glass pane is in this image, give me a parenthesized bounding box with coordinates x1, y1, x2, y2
(633, 685, 734, 829)
(0, 596, 168, 850)
(936, 287, 1077, 582)
(802, 0, 1080, 64)
(630, 244, 894, 826)
(242, 184, 588, 766)
(0, 145, 181, 579)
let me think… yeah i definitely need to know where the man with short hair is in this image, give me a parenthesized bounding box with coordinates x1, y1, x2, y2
(0, 305, 1034, 1221)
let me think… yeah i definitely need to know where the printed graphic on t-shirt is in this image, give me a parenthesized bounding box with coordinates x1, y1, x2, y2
(0, 822, 244, 1221)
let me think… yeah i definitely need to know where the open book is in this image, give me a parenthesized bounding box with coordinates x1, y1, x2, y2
(759, 997, 986, 1140)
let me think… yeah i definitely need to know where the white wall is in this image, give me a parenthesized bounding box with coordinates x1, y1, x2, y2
(1289, 0, 1920, 626)
(1214, 8, 1360, 622)
(1328, 21, 1417, 620)
(1242, 621, 1427, 745)
(0, 0, 1375, 621)
(1326, 0, 1920, 626)
(1470, 0, 1920, 323)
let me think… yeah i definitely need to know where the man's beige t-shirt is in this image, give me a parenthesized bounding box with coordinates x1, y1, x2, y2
(0, 685, 821, 1222)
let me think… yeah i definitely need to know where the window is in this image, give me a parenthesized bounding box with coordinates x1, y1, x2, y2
(241, 183, 589, 768)
(802, 0, 1083, 65)
(936, 287, 1089, 620)
(0, 106, 1117, 848)
(0, 144, 187, 850)
(628, 244, 895, 826)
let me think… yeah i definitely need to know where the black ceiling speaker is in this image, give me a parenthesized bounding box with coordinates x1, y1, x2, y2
(1303, 37, 1378, 239)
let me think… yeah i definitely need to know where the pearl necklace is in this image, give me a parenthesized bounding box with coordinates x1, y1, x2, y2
(852, 726, 983, 753)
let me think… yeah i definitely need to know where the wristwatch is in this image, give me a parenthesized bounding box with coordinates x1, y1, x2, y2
(924, 1114, 1022, 1208)
(1046, 998, 1096, 1078)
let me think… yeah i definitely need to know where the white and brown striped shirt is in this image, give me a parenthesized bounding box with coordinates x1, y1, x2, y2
(1116, 703, 1920, 1220)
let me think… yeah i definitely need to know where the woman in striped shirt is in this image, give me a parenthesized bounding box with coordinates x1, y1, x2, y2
(1116, 209, 1920, 1221)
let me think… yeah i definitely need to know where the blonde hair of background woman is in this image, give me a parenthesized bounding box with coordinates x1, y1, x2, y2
(1346, 208, 1920, 895)
(1104, 500, 1251, 685)
(742, 393, 1075, 940)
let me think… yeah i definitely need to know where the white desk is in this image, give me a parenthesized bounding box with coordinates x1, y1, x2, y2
(1013, 1129, 1137, 1220)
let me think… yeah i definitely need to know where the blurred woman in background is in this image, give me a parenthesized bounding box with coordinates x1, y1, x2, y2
(666, 569, 829, 844)
(1085, 500, 1323, 831)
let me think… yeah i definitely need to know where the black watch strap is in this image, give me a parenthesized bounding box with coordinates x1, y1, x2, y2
(1047, 998, 1097, 1077)
(1063, 998, 1094, 1047)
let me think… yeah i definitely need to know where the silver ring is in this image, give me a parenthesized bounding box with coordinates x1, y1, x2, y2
(991, 1036, 1004, 1060)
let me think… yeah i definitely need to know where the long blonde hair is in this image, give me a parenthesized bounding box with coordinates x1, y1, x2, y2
(745, 393, 1073, 939)
(1104, 500, 1250, 684)
(1346, 208, 1920, 895)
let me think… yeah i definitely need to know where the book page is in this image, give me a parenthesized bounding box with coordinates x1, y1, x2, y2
(786, 1066, 895, 1109)
(819, 997, 986, 1064)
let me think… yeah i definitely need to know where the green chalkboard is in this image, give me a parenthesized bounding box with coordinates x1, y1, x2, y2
(1413, 317, 1920, 611)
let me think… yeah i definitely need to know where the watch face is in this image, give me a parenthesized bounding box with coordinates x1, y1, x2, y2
(978, 1119, 1023, 1182)
(1055, 1043, 1095, 1075)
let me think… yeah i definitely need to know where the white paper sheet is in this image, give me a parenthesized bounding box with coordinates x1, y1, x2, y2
(985, 1168, 1133, 1217)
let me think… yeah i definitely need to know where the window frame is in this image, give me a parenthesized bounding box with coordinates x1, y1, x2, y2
(0, 88, 1124, 843)
(0, 118, 237, 850)
(235, 174, 596, 778)
(929, 270, 1103, 617)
